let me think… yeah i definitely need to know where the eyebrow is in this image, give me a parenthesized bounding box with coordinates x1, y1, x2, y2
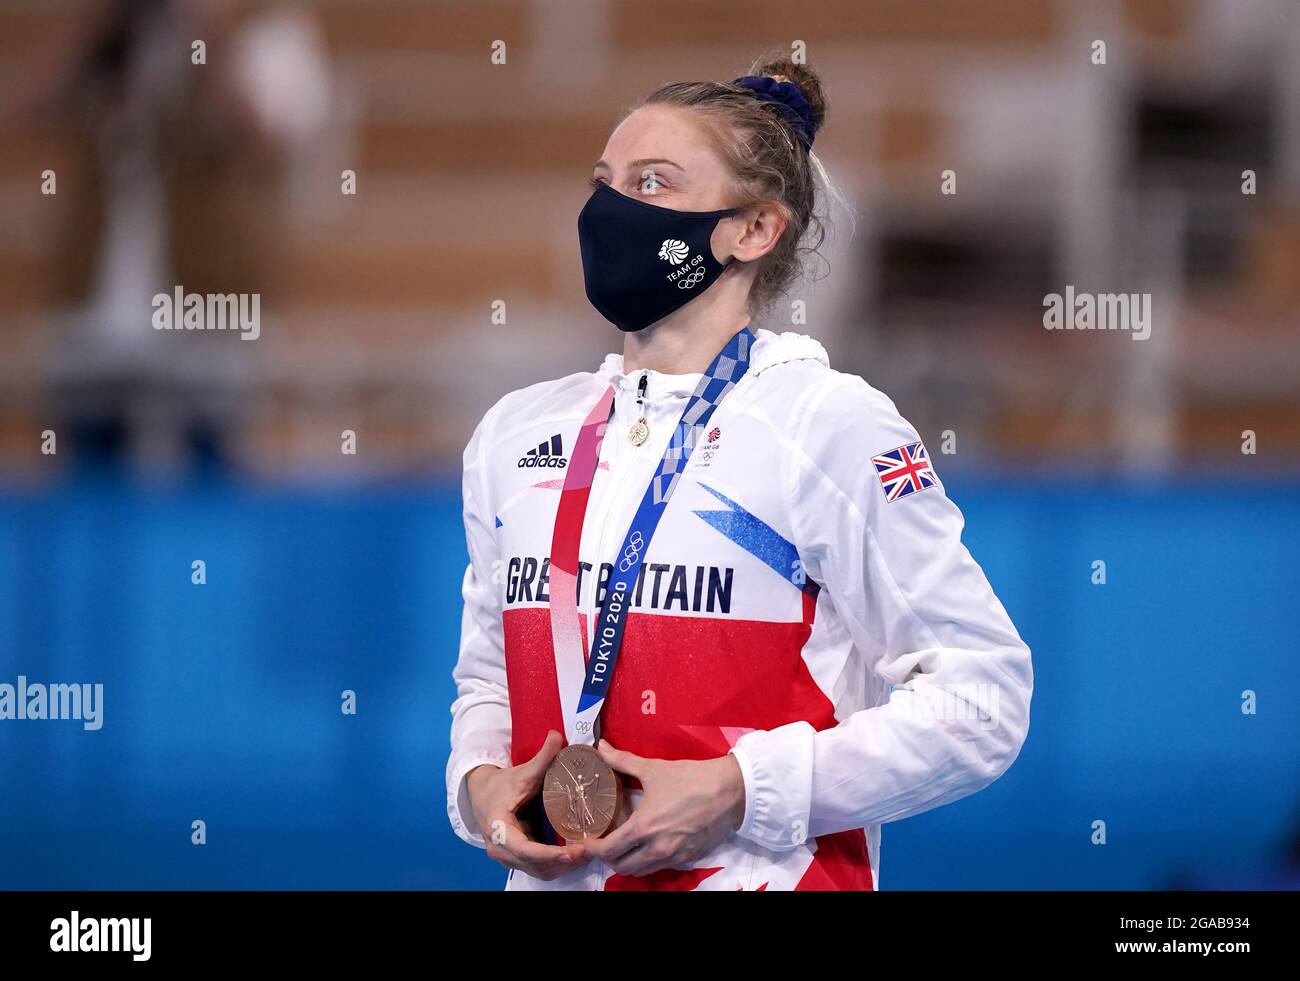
(592, 157, 683, 173)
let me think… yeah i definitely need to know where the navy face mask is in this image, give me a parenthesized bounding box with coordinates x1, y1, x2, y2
(578, 182, 738, 333)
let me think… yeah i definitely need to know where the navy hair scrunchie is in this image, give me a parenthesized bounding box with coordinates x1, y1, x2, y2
(733, 75, 817, 150)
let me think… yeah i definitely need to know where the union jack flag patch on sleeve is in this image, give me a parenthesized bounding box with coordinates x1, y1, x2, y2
(872, 441, 939, 502)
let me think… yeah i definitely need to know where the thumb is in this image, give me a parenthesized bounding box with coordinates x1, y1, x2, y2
(597, 738, 650, 780)
(517, 730, 565, 785)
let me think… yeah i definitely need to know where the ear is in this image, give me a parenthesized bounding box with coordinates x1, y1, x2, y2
(722, 203, 788, 264)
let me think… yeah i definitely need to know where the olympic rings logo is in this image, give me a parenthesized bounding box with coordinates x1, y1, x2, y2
(617, 531, 645, 573)
(575, 721, 592, 734)
(677, 268, 707, 289)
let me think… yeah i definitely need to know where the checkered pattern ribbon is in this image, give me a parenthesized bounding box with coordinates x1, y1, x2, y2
(651, 329, 751, 505)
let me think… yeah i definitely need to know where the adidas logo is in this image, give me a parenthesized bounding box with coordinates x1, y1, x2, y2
(518, 434, 568, 469)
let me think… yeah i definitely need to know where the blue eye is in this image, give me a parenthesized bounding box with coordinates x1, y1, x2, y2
(639, 173, 663, 194)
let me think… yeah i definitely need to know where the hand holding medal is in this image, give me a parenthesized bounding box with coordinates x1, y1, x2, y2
(578, 739, 747, 877)
(465, 731, 591, 878)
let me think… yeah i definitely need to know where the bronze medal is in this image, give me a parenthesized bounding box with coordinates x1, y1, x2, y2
(543, 744, 621, 840)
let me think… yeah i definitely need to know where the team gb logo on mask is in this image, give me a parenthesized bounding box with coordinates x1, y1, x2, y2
(658, 239, 689, 265)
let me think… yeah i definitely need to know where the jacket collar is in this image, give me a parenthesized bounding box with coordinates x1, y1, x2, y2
(594, 328, 830, 399)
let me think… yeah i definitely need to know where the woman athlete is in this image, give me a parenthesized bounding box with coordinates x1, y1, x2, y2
(447, 56, 1033, 891)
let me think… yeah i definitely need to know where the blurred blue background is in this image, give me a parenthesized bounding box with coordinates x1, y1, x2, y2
(2, 0, 1299, 890)
(1, 473, 1296, 889)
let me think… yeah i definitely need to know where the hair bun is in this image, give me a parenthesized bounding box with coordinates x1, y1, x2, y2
(753, 57, 828, 132)
(733, 74, 818, 150)
(733, 58, 828, 151)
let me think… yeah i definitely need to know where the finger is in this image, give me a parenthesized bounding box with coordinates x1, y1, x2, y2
(610, 843, 675, 878)
(514, 850, 585, 882)
(605, 833, 683, 877)
(526, 862, 575, 882)
(597, 738, 651, 780)
(485, 814, 582, 873)
(484, 840, 529, 873)
(582, 815, 646, 864)
(521, 853, 591, 882)
(511, 732, 566, 800)
(500, 848, 586, 882)
(516, 730, 565, 783)
(482, 815, 535, 871)
(506, 824, 588, 867)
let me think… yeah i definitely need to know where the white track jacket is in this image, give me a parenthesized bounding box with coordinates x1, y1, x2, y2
(447, 328, 1033, 890)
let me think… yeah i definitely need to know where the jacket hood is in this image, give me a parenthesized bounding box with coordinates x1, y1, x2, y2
(595, 328, 830, 396)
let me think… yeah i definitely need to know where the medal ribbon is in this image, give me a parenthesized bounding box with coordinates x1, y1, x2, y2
(546, 327, 755, 746)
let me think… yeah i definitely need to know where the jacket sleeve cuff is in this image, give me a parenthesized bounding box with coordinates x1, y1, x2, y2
(728, 721, 816, 851)
(446, 745, 512, 848)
